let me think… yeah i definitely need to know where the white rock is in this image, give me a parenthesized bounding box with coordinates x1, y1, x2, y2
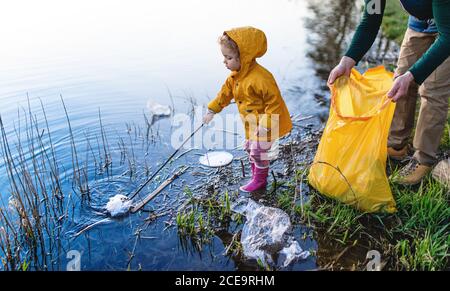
(432, 158, 450, 186)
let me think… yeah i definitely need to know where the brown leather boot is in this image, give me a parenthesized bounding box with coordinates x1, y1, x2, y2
(387, 145, 409, 161)
(391, 159, 432, 185)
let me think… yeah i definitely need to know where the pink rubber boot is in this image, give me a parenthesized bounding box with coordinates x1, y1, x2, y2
(240, 163, 255, 189)
(239, 167, 269, 192)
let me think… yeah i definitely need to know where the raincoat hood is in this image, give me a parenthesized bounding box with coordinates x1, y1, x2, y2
(225, 26, 267, 78)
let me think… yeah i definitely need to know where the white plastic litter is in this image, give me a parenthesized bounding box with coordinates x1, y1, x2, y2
(147, 100, 171, 116)
(8, 196, 20, 211)
(105, 195, 133, 217)
(199, 151, 233, 167)
(231, 198, 310, 268)
(277, 238, 310, 268)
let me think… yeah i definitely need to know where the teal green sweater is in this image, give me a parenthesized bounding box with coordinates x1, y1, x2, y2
(345, 0, 450, 85)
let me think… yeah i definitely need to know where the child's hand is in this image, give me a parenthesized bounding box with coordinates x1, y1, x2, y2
(203, 112, 215, 124)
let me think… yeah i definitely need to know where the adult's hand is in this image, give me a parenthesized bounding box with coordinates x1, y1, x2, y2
(387, 71, 415, 102)
(327, 56, 356, 85)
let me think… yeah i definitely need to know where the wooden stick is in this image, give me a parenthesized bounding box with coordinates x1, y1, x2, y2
(129, 123, 203, 200)
(212, 128, 241, 136)
(73, 218, 110, 237)
(294, 115, 314, 122)
(131, 167, 189, 213)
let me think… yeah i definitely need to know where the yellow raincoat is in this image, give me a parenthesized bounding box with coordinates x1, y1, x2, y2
(208, 27, 292, 141)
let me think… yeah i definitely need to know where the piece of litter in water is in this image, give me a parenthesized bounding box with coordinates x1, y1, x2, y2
(106, 195, 133, 217)
(8, 196, 21, 211)
(231, 198, 310, 268)
(147, 100, 171, 116)
(199, 151, 233, 167)
(277, 238, 310, 268)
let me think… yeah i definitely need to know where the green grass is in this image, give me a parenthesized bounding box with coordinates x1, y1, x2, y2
(381, 1, 409, 44)
(277, 169, 364, 239)
(176, 187, 212, 236)
(292, 166, 449, 270)
(177, 159, 449, 270)
(395, 228, 449, 271)
(392, 177, 449, 233)
(175, 188, 240, 239)
(388, 173, 449, 270)
(438, 114, 450, 152)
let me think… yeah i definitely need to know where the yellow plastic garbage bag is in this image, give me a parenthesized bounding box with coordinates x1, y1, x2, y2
(308, 66, 396, 213)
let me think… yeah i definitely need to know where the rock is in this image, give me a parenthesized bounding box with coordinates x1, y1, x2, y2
(432, 159, 450, 187)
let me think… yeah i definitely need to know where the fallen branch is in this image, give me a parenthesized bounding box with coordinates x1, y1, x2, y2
(240, 159, 245, 178)
(293, 115, 314, 122)
(131, 167, 189, 213)
(73, 218, 110, 237)
(224, 232, 239, 256)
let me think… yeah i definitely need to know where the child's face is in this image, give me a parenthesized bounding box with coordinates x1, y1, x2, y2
(221, 45, 241, 72)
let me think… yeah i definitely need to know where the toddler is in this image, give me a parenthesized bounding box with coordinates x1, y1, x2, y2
(203, 26, 292, 192)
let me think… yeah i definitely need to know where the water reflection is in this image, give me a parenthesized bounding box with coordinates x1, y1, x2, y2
(1, 0, 332, 271)
(304, 0, 359, 83)
(304, 0, 399, 82)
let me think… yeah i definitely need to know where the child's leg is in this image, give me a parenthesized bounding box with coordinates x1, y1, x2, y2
(248, 140, 273, 169)
(240, 140, 272, 192)
(243, 140, 255, 175)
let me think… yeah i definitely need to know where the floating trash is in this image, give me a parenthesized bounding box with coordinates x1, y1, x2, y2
(277, 237, 310, 268)
(199, 151, 233, 167)
(8, 196, 21, 211)
(105, 195, 133, 217)
(147, 100, 171, 116)
(232, 198, 310, 268)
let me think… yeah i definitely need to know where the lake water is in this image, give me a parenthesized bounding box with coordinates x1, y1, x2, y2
(0, 0, 362, 270)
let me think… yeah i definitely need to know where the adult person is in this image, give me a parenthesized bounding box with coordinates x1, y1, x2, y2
(328, 0, 450, 185)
